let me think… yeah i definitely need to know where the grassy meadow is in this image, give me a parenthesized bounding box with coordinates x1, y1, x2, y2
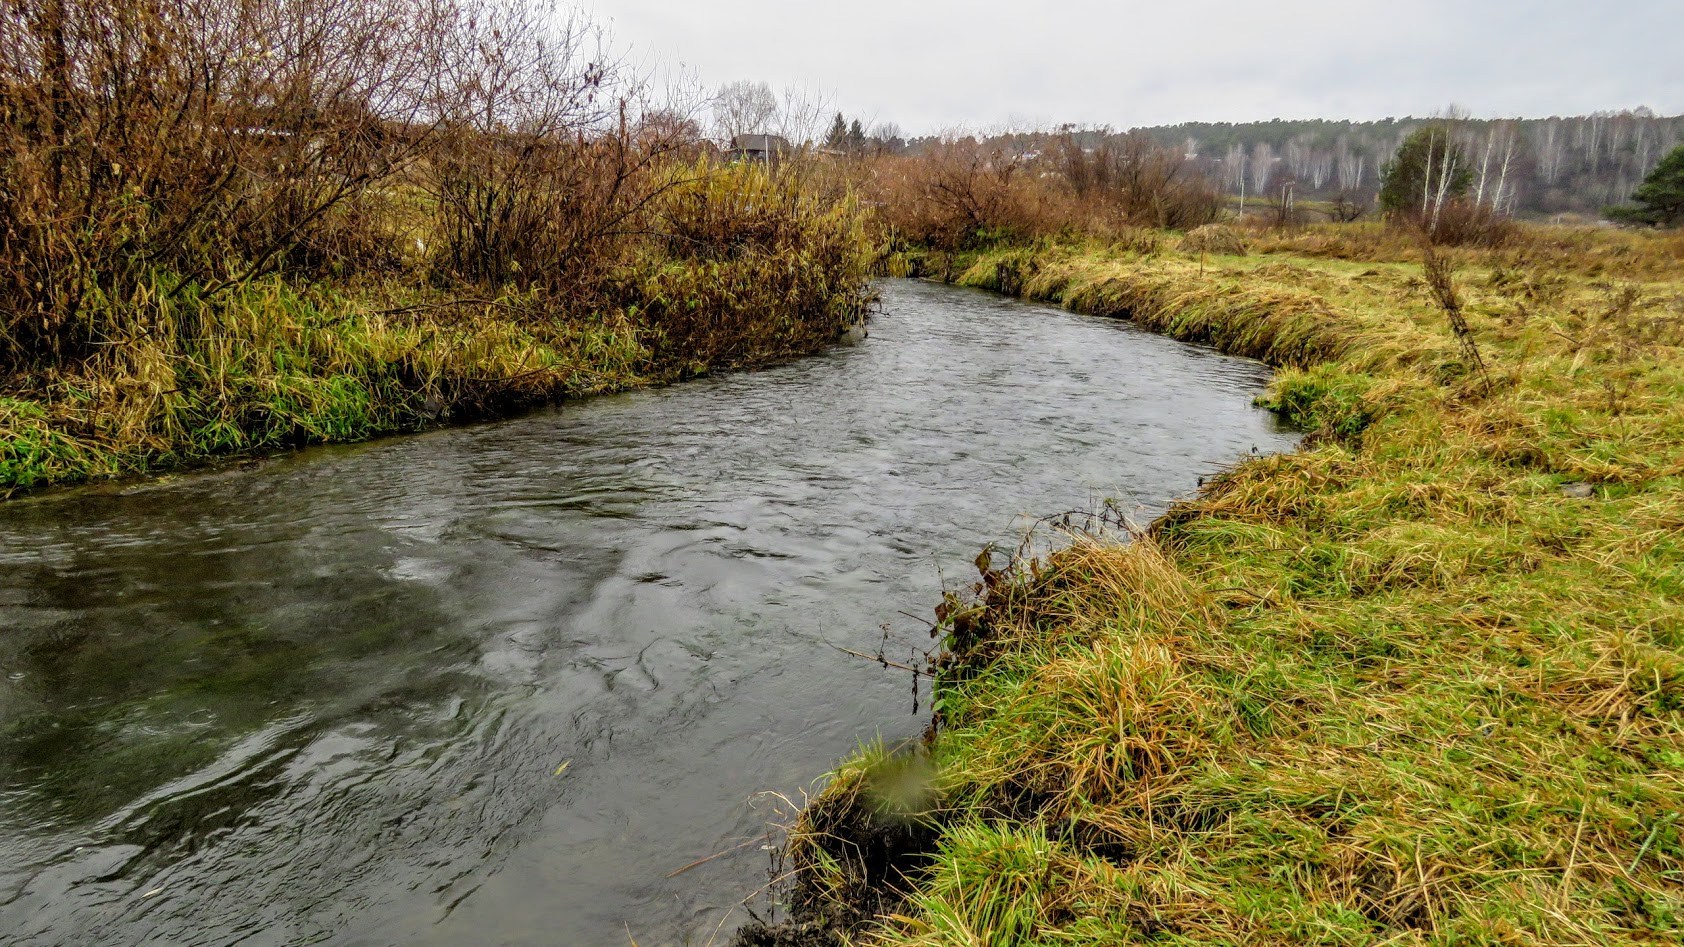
(760, 222, 1684, 946)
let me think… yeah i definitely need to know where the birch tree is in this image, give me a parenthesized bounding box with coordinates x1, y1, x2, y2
(1250, 142, 1274, 194)
(1335, 137, 1366, 192)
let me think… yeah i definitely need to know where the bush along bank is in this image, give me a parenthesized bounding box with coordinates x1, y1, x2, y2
(1, 0, 874, 498)
(0, 161, 872, 497)
(742, 226, 1684, 946)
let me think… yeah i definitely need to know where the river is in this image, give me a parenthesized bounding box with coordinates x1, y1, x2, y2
(0, 280, 1296, 945)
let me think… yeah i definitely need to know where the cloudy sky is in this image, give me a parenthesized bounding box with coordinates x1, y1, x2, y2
(589, 0, 1682, 133)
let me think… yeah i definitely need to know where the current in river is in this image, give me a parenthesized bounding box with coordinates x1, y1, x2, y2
(0, 280, 1297, 945)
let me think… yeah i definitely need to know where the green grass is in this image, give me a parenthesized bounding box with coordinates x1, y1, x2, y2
(787, 226, 1684, 946)
(0, 277, 649, 493)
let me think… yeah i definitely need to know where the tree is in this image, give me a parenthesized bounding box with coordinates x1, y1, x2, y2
(823, 114, 869, 154)
(1610, 143, 1684, 227)
(869, 122, 904, 156)
(1249, 141, 1274, 194)
(1379, 125, 1472, 227)
(847, 118, 866, 153)
(824, 112, 848, 150)
(712, 80, 778, 141)
(1472, 121, 1520, 212)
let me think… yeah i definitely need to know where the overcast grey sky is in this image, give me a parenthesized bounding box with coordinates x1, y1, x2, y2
(590, 0, 1682, 133)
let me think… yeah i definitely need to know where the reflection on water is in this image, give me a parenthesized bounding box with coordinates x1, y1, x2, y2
(0, 280, 1296, 945)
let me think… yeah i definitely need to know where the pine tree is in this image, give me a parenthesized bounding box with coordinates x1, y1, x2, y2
(825, 113, 848, 151)
(1612, 144, 1684, 227)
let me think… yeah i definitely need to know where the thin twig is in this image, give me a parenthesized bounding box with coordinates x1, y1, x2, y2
(832, 645, 934, 676)
(666, 832, 772, 878)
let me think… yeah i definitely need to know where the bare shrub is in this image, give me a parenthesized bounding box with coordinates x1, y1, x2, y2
(0, 0, 443, 365)
(1049, 129, 1223, 230)
(635, 161, 870, 367)
(1327, 192, 1368, 223)
(862, 128, 1222, 251)
(418, 2, 726, 307)
(1422, 198, 1515, 247)
(1420, 241, 1491, 391)
(870, 139, 1045, 251)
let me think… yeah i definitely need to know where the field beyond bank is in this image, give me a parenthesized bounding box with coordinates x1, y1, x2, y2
(754, 224, 1684, 946)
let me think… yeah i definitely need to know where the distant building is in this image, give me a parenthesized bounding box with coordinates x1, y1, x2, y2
(729, 133, 793, 163)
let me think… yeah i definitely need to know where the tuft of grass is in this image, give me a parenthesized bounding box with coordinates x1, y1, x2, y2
(788, 223, 1684, 946)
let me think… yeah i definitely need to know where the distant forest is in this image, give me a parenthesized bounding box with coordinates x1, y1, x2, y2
(887, 110, 1682, 220)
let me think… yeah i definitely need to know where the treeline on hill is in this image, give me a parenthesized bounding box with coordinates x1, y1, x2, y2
(1149, 111, 1684, 219)
(838, 110, 1682, 222)
(823, 115, 1684, 254)
(0, 0, 871, 494)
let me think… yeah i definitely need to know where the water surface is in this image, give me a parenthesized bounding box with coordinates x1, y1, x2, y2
(0, 280, 1296, 945)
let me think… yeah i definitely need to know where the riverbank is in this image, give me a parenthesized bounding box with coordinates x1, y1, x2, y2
(0, 279, 1293, 944)
(751, 226, 1684, 945)
(0, 164, 872, 498)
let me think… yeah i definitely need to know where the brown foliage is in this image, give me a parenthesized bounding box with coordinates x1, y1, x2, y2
(1415, 198, 1515, 247)
(634, 161, 869, 368)
(863, 130, 1223, 251)
(418, 2, 686, 300)
(1047, 129, 1223, 231)
(0, 0, 446, 365)
(0, 0, 763, 377)
(427, 116, 685, 300)
(868, 140, 1045, 251)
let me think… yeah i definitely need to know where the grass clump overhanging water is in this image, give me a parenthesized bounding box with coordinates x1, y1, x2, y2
(760, 223, 1684, 946)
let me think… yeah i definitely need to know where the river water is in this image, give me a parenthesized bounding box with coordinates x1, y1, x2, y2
(0, 280, 1295, 945)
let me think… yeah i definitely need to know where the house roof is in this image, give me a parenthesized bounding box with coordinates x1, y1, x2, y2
(730, 133, 792, 153)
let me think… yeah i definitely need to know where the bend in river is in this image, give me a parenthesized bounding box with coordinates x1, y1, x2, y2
(0, 280, 1297, 945)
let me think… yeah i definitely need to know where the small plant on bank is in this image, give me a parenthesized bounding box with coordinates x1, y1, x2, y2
(1419, 242, 1492, 391)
